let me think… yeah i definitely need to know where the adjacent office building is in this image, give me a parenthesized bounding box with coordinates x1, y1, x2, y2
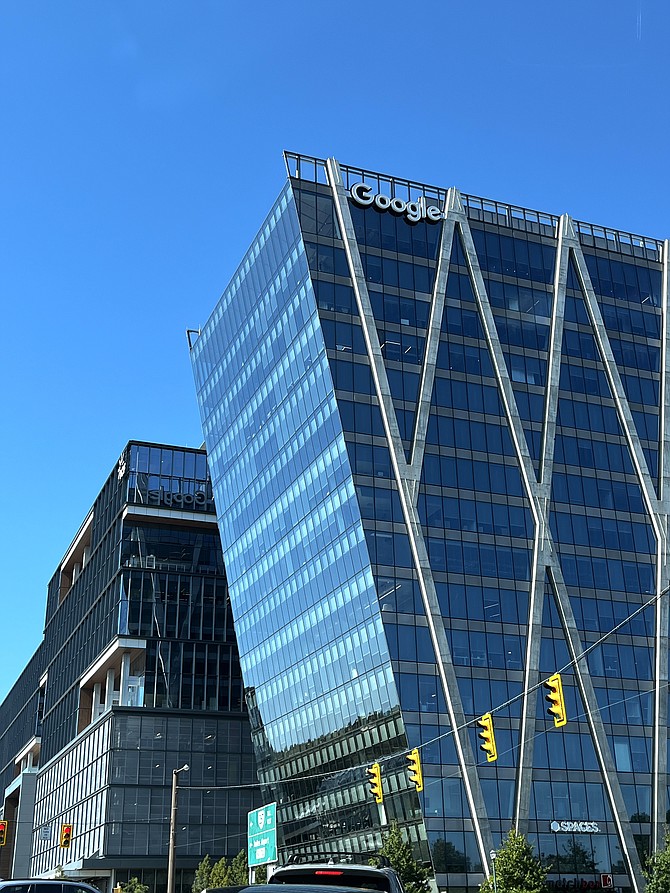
(191, 152, 668, 893)
(0, 442, 258, 891)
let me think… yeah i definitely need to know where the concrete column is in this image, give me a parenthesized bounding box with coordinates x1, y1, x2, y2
(105, 669, 115, 710)
(11, 773, 37, 878)
(119, 653, 131, 707)
(92, 682, 102, 719)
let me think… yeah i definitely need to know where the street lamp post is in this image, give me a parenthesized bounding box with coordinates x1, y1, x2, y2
(490, 850, 497, 893)
(167, 764, 189, 893)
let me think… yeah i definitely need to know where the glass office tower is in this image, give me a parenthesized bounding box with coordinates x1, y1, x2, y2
(191, 153, 668, 893)
(0, 442, 258, 891)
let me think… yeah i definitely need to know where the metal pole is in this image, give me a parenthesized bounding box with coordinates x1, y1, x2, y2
(167, 764, 189, 893)
(490, 850, 497, 893)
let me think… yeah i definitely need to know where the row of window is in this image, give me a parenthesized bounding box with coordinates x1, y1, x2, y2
(610, 335, 660, 373)
(129, 444, 208, 481)
(622, 372, 660, 408)
(422, 453, 525, 496)
(554, 433, 634, 474)
(425, 415, 516, 457)
(426, 539, 531, 580)
(550, 511, 655, 552)
(584, 253, 662, 307)
(495, 314, 550, 351)
(552, 472, 646, 514)
(557, 395, 622, 435)
(471, 228, 556, 284)
(362, 251, 436, 294)
(419, 493, 533, 538)
(436, 582, 529, 626)
(560, 552, 654, 594)
(350, 201, 442, 259)
(569, 596, 654, 637)
(447, 628, 525, 670)
(588, 643, 654, 680)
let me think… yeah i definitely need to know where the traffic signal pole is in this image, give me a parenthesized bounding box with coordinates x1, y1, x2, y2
(167, 764, 189, 893)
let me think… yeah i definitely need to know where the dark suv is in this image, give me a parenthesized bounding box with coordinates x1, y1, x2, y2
(268, 858, 405, 893)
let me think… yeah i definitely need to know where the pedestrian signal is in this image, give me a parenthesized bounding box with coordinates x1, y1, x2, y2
(0, 821, 7, 846)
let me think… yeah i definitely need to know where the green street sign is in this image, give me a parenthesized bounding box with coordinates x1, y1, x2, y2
(248, 802, 277, 867)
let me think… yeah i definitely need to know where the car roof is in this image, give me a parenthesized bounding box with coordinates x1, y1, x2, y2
(208, 886, 372, 893)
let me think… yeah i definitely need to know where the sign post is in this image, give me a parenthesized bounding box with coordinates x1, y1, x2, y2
(248, 802, 277, 870)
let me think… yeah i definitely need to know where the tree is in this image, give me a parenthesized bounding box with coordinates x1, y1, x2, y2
(193, 855, 213, 893)
(254, 865, 267, 884)
(479, 829, 547, 893)
(122, 879, 149, 893)
(645, 834, 670, 893)
(375, 821, 431, 893)
(209, 857, 231, 887)
(229, 851, 249, 885)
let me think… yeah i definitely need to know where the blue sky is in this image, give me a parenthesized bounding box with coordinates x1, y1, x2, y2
(1, 0, 668, 701)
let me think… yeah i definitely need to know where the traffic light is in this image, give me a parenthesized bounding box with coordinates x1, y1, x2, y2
(60, 823, 73, 849)
(544, 673, 567, 727)
(0, 820, 7, 846)
(367, 762, 383, 804)
(477, 712, 497, 762)
(406, 748, 424, 792)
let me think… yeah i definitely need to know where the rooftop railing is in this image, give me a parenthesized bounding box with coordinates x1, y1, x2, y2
(284, 151, 663, 262)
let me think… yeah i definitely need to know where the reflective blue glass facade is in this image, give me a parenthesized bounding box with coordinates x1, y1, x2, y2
(191, 153, 668, 893)
(0, 442, 257, 890)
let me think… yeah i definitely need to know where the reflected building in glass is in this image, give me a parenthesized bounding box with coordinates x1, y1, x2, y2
(0, 442, 257, 892)
(191, 153, 669, 893)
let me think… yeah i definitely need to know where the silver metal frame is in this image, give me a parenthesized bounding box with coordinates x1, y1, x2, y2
(322, 157, 664, 891)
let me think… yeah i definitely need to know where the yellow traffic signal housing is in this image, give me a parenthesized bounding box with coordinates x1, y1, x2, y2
(477, 712, 498, 762)
(0, 820, 7, 846)
(544, 673, 567, 727)
(407, 748, 424, 792)
(60, 823, 73, 849)
(367, 762, 383, 804)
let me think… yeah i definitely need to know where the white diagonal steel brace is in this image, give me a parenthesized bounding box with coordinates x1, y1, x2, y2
(407, 201, 458, 495)
(451, 206, 645, 891)
(326, 163, 649, 888)
(327, 157, 495, 875)
(651, 238, 670, 849)
(547, 558, 647, 892)
(515, 214, 571, 829)
(570, 237, 669, 855)
(569, 244, 666, 546)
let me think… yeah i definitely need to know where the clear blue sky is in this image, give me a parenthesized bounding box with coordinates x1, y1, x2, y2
(1, 0, 668, 701)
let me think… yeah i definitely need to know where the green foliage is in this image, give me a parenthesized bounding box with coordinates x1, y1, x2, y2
(229, 851, 249, 885)
(193, 850, 257, 888)
(193, 855, 213, 893)
(122, 879, 149, 893)
(254, 865, 267, 884)
(479, 829, 547, 893)
(210, 856, 231, 887)
(645, 834, 670, 893)
(376, 821, 431, 893)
